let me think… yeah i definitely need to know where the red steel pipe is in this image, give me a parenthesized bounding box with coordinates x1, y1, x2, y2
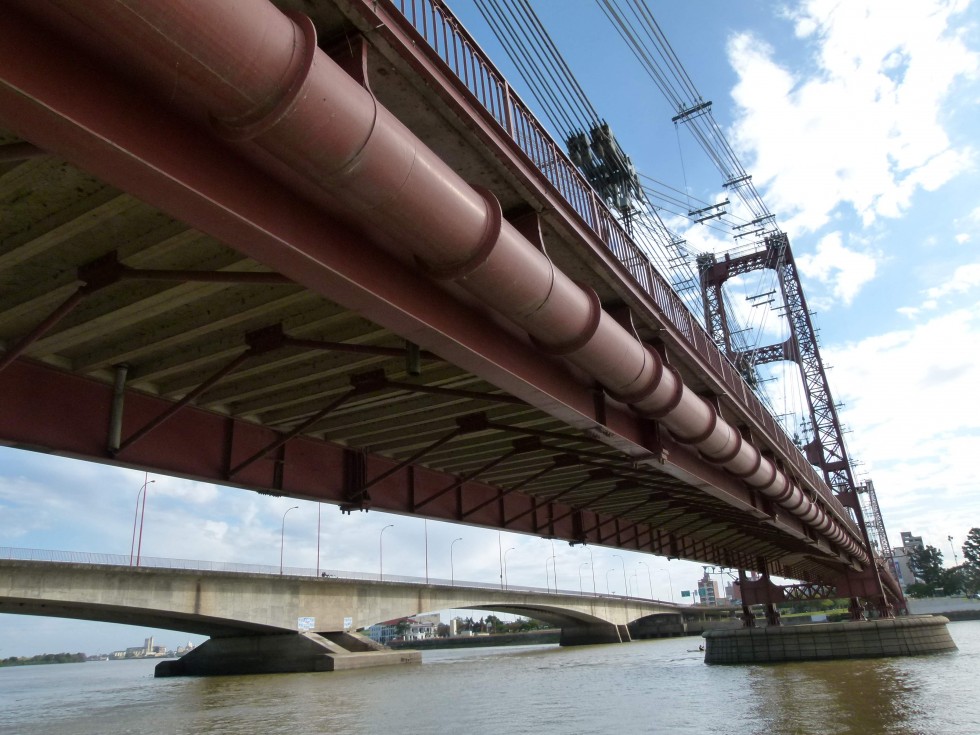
(13, 0, 867, 563)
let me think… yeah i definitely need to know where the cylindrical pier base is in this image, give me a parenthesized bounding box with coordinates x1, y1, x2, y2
(703, 615, 956, 664)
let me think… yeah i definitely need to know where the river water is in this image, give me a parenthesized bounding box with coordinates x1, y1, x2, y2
(2, 621, 978, 735)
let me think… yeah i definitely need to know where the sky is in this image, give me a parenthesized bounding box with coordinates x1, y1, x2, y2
(2, 0, 979, 658)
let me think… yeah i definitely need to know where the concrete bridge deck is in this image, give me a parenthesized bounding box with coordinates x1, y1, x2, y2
(1, 553, 733, 674)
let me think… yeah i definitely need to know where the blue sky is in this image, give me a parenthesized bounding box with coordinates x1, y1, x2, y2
(2, 0, 979, 657)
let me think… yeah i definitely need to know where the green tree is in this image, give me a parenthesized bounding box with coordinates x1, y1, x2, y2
(962, 528, 980, 594)
(908, 544, 945, 586)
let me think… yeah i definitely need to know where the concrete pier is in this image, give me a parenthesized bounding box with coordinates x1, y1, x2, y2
(155, 632, 421, 677)
(559, 622, 630, 646)
(703, 615, 957, 664)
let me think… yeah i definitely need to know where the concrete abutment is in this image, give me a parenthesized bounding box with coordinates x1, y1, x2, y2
(702, 615, 957, 664)
(155, 632, 420, 677)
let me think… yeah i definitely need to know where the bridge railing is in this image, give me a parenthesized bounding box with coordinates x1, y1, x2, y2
(383, 0, 851, 524)
(0, 547, 673, 604)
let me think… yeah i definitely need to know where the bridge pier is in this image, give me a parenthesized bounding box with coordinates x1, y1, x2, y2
(559, 622, 630, 646)
(702, 616, 956, 664)
(155, 631, 420, 677)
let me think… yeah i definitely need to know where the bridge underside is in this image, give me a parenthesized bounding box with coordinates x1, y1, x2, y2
(0, 0, 872, 587)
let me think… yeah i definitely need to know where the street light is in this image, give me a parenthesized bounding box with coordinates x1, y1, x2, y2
(279, 505, 298, 574)
(549, 538, 558, 593)
(613, 554, 628, 598)
(379, 524, 394, 581)
(129, 474, 155, 566)
(586, 546, 596, 597)
(606, 568, 616, 595)
(503, 547, 516, 589)
(450, 537, 463, 586)
(949, 535, 959, 565)
(579, 562, 590, 594)
(663, 562, 675, 602)
(638, 561, 653, 598)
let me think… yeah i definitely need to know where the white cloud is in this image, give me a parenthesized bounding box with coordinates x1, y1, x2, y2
(795, 231, 879, 305)
(825, 304, 980, 546)
(925, 261, 980, 299)
(727, 0, 978, 234)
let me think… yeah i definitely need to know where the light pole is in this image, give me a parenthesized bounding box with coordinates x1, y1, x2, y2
(279, 505, 298, 575)
(549, 538, 558, 593)
(638, 561, 653, 598)
(130, 474, 155, 566)
(949, 535, 959, 565)
(450, 537, 463, 586)
(545, 557, 553, 593)
(614, 554, 628, 597)
(662, 561, 675, 602)
(379, 524, 394, 581)
(498, 531, 504, 590)
(579, 562, 590, 594)
(606, 568, 616, 595)
(504, 547, 516, 589)
(586, 546, 596, 597)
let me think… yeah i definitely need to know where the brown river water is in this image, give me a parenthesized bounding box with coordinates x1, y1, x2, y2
(1, 620, 978, 734)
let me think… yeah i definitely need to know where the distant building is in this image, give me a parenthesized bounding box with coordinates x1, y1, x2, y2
(893, 531, 925, 590)
(366, 615, 438, 645)
(892, 547, 916, 589)
(697, 573, 720, 606)
(901, 532, 924, 551)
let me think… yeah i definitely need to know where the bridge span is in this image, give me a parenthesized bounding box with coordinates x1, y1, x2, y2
(0, 0, 901, 627)
(0, 555, 715, 675)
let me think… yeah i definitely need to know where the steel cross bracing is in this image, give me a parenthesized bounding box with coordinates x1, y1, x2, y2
(697, 235, 857, 495)
(698, 236, 904, 612)
(860, 479, 892, 559)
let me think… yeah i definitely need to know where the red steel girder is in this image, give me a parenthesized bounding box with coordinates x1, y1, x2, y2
(0, 2, 865, 571)
(0, 4, 645, 457)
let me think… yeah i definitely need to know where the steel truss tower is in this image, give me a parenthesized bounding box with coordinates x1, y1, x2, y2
(698, 234, 897, 610)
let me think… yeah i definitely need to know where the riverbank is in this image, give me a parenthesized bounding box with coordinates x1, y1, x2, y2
(1, 652, 86, 667)
(907, 597, 980, 621)
(387, 630, 560, 650)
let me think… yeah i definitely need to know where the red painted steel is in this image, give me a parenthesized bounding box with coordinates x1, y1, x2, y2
(371, 0, 838, 515)
(0, 359, 772, 571)
(4, 0, 867, 563)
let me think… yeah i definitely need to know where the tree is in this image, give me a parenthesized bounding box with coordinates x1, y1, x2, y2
(962, 528, 980, 594)
(908, 544, 945, 586)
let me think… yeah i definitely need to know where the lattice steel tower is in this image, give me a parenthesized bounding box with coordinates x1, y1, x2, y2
(697, 234, 891, 560)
